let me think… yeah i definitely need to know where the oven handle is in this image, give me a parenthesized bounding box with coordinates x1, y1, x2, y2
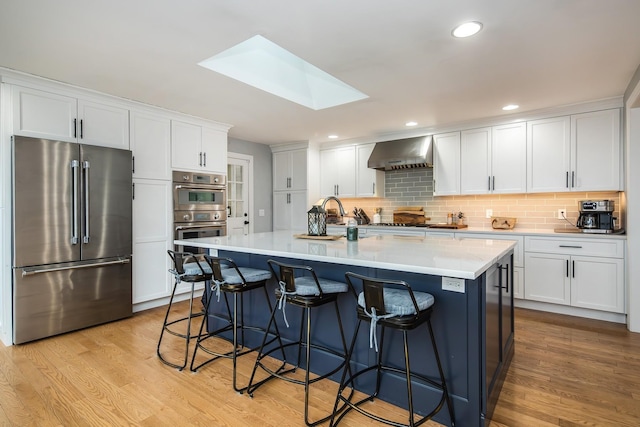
(175, 223, 226, 231)
(174, 184, 226, 191)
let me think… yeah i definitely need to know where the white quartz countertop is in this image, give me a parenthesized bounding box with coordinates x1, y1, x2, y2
(175, 230, 516, 280)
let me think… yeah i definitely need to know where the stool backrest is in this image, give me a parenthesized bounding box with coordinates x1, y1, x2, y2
(167, 250, 212, 282)
(267, 259, 322, 295)
(345, 272, 421, 316)
(204, 255, 229, 282)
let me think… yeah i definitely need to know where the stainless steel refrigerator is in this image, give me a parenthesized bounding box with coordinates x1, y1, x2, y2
(12, 136, 133, 344)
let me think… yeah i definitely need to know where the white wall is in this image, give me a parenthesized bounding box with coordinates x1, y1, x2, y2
(625, 97, 640, 332)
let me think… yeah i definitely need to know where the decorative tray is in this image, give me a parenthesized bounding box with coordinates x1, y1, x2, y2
(294, 234, 343, 240)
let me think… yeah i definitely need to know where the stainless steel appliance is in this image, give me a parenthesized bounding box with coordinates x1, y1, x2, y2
(577, 200, 616, 233)
(173, 171, 226, 254)
(12, 136, 132, 344)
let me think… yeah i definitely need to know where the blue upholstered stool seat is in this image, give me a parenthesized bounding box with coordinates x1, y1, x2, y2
(357, 289, 434, 316)
(183, 260, 213, 276)
(221, 267, 272, 285)
(293, 276, 349, 296)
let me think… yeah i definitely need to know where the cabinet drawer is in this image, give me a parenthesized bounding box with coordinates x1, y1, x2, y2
(524, 236, 623, 258)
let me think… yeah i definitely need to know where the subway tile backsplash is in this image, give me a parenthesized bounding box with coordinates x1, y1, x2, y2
(333, 169, 621, 230)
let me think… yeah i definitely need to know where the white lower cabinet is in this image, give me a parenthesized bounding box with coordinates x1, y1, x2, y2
(524, 236, 624, 313)
(132, 179, 173, 304)
(273, 191, 308, 231)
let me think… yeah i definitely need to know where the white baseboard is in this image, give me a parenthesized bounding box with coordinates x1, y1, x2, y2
(514, 298, 627, 324)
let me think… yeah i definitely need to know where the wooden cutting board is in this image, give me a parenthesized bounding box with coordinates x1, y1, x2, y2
(294, 234, 343, 240)
(426, 224, 468, 229)
(393, 208, 428, 225)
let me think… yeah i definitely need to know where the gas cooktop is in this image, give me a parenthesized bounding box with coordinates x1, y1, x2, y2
(367, 223, 430, 227)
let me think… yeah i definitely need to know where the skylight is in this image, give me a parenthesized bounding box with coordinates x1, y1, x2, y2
(198, 35, 368, 110)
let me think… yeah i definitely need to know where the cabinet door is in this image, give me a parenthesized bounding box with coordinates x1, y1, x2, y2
(77, 99, 129, 149)
(571, 109, 621, 191)
(171, 120, 202, 171)
(290, 149, 308, 191)
(273, 151, 292, 191)
(524, 252, 571, 305)
(130, 110, 171, 180)
(132, 179, 172, 303)
(12, 85, 76, 142)
(433, 132, 460, 195)
(202, 127, 228, 174)
(460, 127, 491, 194)
(492, 122, 526, 194)
(290, 191, 309, 230)
(527, 116, 571, 193)
(571, 256, 624, 313)
(320, 147, 355, 197)
(356, 143, 384, 197)
(273, 192, 292, 230)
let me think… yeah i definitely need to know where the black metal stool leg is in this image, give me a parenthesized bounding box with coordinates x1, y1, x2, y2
(427, 318, 455, 427)
(403, 330, 415, 427)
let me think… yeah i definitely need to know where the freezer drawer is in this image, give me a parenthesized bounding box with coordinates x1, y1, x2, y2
(13, 257, 132, 344)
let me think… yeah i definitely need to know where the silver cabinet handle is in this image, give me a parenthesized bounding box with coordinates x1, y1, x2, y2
(199, 152, 203, 166)
(571, 171, 575, 188)
(71, 160, 79, 245)
(492, 176, 495, 191)
(372, 182, 375, 194)
(566, 171, 569, 188)
(83, 160, 90, 244)
(559, 245, 582, 248)
(488, 176, 491, 191)
(203, 152, 207, 167)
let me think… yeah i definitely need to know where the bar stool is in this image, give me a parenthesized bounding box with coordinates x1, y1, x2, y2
(157, 250, 213, 370)
(330, 272, 455, 427)
(190, 255, 283, 393)
(246, 259, 353, 427)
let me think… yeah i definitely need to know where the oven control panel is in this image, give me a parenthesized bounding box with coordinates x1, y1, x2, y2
(174, 210, 226, 223)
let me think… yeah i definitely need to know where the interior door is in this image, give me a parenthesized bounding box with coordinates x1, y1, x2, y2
(227, 154, 251, 236)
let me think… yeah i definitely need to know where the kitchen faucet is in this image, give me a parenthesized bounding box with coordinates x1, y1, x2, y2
(319, 196, 347, 217)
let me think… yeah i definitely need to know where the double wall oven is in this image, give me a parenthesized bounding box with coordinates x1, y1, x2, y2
(173, 171, 226, 254)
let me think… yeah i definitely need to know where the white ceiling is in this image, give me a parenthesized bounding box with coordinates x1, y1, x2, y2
(1, 0, 640, 145)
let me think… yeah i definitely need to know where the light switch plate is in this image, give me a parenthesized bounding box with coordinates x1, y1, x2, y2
(442, 277, 465, 293)
(486, 209, 493, 218)
(259, 209, 265, 217)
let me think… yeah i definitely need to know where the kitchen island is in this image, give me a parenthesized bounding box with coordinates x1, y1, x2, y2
(176, 231, 516, 427)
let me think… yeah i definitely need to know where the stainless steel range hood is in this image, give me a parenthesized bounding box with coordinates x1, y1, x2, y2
(367, 135, 433, 170)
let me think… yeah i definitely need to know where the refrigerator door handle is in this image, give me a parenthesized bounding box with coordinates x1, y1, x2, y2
(83, 160, 91, 244)
(71, 160, 79, 244)
(21, 257, 131, 277)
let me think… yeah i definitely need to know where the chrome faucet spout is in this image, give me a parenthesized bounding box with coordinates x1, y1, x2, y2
(320, 196, 347, 217)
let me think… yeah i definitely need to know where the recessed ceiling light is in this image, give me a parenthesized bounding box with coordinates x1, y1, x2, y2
(452, 21, 483, 38)
(198, 35, 368, 110)
(502, 104, 519, 111)
(328, 134, 339, 139)
(405, 121, 418, 127)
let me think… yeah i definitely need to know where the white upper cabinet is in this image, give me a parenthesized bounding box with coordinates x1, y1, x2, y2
(171, 120, 227, 174)
(273, 149, 308, 191)
(130, 109, 171, 180)
(12, 85, 129, 149)
(527, 116, 571, 193)
(491, 122, 527, 194)
(460, 127, 491, 194)
(202, 126, 228, 175)
(571, 109, 621, 191)
(320, 146, 356, 197)
(433, 132, 461, 196)
(527, 109, 620, 193)
(356, 143, 385, 197)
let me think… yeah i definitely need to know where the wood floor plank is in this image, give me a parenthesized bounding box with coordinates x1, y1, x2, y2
(1, 302, 639, 426)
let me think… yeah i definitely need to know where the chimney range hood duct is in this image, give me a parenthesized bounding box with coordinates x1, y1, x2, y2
(367, 135, 433, 170)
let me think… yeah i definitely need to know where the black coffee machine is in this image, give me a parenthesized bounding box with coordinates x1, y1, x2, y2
(577, 200, 615, 233)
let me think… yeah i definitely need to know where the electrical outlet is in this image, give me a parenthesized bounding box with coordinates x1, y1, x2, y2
(486, 209, 493, 218)
(259, 209, 265, 217)
(442, 277, 465, 293)
(557, 209, 566, 219)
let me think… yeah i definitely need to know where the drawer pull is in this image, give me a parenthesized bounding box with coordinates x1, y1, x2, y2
(559, 245, 582, 249)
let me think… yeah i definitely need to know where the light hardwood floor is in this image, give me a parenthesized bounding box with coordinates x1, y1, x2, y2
(1, 303, 639, 426)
